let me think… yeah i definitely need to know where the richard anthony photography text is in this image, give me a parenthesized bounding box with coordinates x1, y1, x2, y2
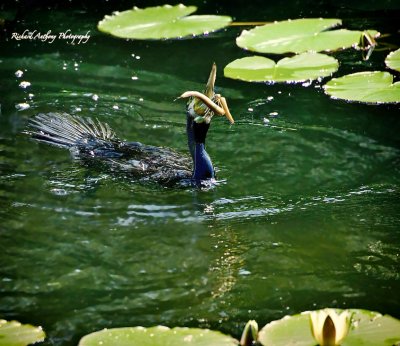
(11, 29, 91, 44)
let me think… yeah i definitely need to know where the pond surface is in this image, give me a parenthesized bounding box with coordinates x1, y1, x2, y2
(0, 1, 399, 345)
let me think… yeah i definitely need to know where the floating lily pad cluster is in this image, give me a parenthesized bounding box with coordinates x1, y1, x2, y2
(97, 5, 400, 103)
(322, 48, 400, 103)
(224, 18, 400, 103)
(224, 18, 380, 84)
(78, 308, 400, 345)
(2, 309, 400, 345)
(98, 4, 231, 40)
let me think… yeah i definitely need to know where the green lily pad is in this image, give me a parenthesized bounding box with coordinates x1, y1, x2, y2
(0, 320, 45, 346)
(258, 313, 314, 346)
(258, 309, 400, 346)
(98, 4, 232, 40)
(236, 18, 379, 54)
(224, 53, 338, 83)
(78, 326, 238, 346)
(385, 48, 400, 72)
(324, 71, 400, 103)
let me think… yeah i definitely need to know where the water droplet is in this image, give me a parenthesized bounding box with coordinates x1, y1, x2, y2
(19, 81, 31, 88)
(51, 188, 68, 196)
(15, 103, 30, 111)
(239, 268, 251, 276)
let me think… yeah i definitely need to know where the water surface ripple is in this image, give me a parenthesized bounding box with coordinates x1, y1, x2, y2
(0, 3, 399, 345)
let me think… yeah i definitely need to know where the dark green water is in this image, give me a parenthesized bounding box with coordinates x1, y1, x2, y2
(1, 1, 400, 345)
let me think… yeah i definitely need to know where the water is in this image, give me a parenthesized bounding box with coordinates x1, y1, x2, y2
(1, 1, 400, 345)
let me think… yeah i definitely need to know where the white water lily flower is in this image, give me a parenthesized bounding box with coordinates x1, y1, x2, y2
(240, 320, 258, 346)
(310, 308, 352, 346)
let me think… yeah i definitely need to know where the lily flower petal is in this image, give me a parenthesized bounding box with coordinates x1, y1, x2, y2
(310, 309, 352, 346)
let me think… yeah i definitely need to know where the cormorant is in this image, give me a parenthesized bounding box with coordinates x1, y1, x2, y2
(27, 64, 234, 187)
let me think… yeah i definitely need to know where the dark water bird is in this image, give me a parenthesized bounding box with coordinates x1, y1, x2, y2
(26, 64, 234, 187)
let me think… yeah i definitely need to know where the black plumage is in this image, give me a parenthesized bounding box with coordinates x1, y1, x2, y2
(26, 64, 234, 187)
(28, 112, 194, 186)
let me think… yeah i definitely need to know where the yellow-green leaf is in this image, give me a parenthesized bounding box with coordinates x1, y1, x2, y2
(324, 71, 400, 103)
(236, 18, 379, 54)
(385, 48, 400, 72)
(78, 326, 238, 346)
(0, 320, 45, 346)
(98, 4, 231, 40)
(224, 53, 338, 83)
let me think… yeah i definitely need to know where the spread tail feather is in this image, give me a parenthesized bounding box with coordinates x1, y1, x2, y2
(26, 113, 116, 148)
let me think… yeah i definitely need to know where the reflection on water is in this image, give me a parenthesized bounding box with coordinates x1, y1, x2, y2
(0, 2, 400, 345)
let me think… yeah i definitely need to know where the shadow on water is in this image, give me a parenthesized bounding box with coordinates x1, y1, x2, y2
(1, 0, 400, 345)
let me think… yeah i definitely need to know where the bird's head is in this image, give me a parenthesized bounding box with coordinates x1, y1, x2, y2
(180, 63, 235, 126)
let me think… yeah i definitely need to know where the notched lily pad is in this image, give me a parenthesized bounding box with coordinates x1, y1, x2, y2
(236, 18, 379, 54)
(385, 48, 400, 72)
(78, 326, 238, 346)
(98, 4, 232, 40)
(224, 53, 338, 83)
(0, 320, 45, 346)
(324, 71, 400, 103)
(258, 309, 400, 346)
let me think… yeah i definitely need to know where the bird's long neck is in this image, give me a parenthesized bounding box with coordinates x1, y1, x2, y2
(186, 114, 214, 181)
(186, 114, 196, 161)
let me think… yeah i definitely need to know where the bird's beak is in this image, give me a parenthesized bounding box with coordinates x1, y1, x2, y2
(204, 63, 217, 99)
(178, 63, 234, 124)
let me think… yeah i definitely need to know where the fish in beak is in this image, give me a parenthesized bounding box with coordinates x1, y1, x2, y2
(179, 63, 235, 125)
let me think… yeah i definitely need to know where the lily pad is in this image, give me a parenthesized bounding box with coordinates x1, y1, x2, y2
(324, 71, 400, 103)
(385, 48, 400, 72)
(0, 320, 45, 346)
(236, 18, 379, 54)
(258, 309, 400, 346)
(224, 53, 338, 83)
(98, 4, 232, 40)
(78, 326, 238, 346)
